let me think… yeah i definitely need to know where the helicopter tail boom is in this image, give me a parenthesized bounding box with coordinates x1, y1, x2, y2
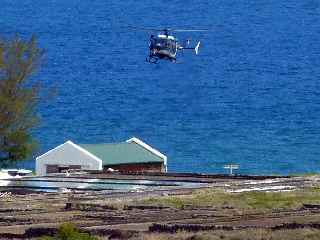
(179, 41, 201, 55)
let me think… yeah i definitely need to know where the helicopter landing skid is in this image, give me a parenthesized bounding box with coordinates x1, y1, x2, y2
(146, 56, 178, 64)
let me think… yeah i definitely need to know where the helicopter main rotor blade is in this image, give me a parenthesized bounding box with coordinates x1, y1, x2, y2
(172, 29, 210, 32)
(127, 26, 167, 32)
(127, 26, 213, 32)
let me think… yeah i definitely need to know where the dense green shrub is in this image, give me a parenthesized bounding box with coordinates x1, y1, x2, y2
(40, 223, 98, 240)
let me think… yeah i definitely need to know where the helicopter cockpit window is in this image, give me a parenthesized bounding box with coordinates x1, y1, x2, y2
(154, 39, 176, 51)
(155, 39, 166, 47)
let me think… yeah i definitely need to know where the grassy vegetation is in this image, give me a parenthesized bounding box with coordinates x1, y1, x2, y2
(37, 223, 320, 240)
(289, 173, 320, 177)
(139, 229, 320, 240)
(39, 223, 98, 240)
(38, 227, 320, 240)
(33, 186, 320, 240)
(141, 187, 320, 212)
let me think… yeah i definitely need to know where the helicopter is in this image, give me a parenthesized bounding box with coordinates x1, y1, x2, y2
(131, 27, 206, 63)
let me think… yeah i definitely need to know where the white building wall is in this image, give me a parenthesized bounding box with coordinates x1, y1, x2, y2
(36, 141, 103, 176)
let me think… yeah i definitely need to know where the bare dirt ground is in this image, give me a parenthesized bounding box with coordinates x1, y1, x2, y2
(0, 173, 320, 239)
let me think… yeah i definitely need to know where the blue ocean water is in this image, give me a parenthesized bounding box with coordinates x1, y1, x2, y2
(1, 0, 320, 175)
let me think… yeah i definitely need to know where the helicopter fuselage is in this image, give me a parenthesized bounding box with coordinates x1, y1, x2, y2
(148, 34, 178, 63)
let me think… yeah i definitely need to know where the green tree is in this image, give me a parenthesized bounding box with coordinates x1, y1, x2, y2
(0, 36, 43, 167)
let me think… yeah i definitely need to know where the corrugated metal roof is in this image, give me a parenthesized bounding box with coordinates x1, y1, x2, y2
(79, 142, 164, 166)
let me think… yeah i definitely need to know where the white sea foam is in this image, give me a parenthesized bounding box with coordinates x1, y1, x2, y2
(228, 185, 295, 193)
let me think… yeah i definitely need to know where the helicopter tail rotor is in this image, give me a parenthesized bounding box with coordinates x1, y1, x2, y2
(195, 41, 200, 55)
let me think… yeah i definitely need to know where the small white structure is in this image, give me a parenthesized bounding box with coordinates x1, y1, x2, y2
(36, 141, 103, 176)
(224, 164, 239, 175)
(36, 137, 167, 176)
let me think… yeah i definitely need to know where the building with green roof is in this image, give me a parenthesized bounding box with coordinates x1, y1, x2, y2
(36, 137, 167, 176)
